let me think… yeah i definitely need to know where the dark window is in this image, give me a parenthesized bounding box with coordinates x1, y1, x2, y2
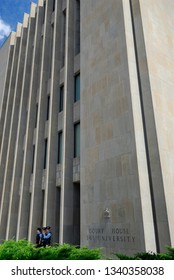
(73, 183, 80, 244)
(75, 0, 80, 55)
(41, 190, 45, 226)
(31, 145, 35, 173)
(61, 9, 66, 67)
(35, 104, 38, 128)
(74, 123, 80, 157)
(74, 73, 80, 102)
(53, 0, 55, 11)
(58, 131, 63, 164)
(49, 24, 54, 78)
(59, 85, 64, 112)
(46, 95, 50, 120)
(43, 1, 46, 23)
(55, 187, 61, 240)
(44, 138, 48, 169)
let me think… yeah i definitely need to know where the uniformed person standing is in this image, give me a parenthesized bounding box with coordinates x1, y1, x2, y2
(35, 227, 42, 247)
(41, 227, 47, 247)
(44, 226, 52, 246)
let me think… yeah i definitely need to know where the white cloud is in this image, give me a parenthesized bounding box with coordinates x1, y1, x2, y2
(0, 17, 12, 42)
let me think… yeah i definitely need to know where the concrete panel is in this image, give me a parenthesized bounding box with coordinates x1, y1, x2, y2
(138, 0, 174, 248)
(80, 0, 153, 256)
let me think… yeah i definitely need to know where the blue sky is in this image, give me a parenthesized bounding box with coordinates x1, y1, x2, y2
(0, 0, 38, 47)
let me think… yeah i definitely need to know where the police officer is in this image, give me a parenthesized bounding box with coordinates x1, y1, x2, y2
(41, 227, 47, 247)
(44, 226, 52, 246)
(35, 227, 42, 247)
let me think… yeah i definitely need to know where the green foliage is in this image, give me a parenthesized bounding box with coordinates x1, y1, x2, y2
(33, 244, 74, 260)
(33, 244, 102, 260)
(1, 240, 174, 260)
(134, 251, 172, 260)
(68, 246, 102, 260)
(0, 239, 34, 260)
(165, 246, 174, 259)
(0, 240, 102, 260)
(114, 253, 137, 260)
(115, 247, 174, 260)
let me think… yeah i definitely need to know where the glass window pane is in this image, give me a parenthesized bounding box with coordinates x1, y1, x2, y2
(74, 123, 80, 157)
(35, 104, 38, 128)
(53, 0, 55, 11)
(44, 139, 48, 169)
(74, 74, 80, 102)
(46, 95, 50, 120)
(58, 132, 63, 163)
(31, 145, 35, 173)
(59, 86, 64, 112)
(75, 0, 80, 55)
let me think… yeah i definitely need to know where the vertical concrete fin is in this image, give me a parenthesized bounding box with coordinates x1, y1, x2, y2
(30, 2, 37, 17)
(59, 0, 75, 245)
(16, 23, 22, 37)
(122, 0, 156, 252)
(38, 0, 44, 7)
(16, 0, 44, 241)
(22, 13, 29, 28)
(9, 32, 16, 45)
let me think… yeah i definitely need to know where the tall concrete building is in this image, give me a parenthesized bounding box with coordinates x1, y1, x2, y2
(0, 0, 174, 256)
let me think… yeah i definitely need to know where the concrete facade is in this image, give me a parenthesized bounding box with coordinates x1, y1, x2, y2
(0, 0, 174, 256)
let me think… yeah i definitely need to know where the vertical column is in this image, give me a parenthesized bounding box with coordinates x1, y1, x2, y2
(16, 0, 44, 240)
(59, 0, 75, 244)
(0, 33, 16, 149)
(43, 0, 62, 243)
(0, 24, 22, 207)
(122, 0, 156, 252)
(129, 0, 170, 251)
(0, 15, 29, 239)
(0, 33, 15, 201)
(0, 24, 23, 240)
(28, 0, 55, 242)
(6, 4, 37, 240)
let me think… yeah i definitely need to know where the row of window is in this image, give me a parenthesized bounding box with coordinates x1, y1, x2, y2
(43, 0, 80, 67)
(58, 122, 80, 163)
(34, 73, 80, 127)
(59, 73, 80, 112)
(31, 123, 80, 173)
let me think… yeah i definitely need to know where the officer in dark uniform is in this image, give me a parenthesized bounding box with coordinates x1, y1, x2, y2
(41, 227, 47, 247)
(44, 226, 52, 246)
(36, 227, 42, 247)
